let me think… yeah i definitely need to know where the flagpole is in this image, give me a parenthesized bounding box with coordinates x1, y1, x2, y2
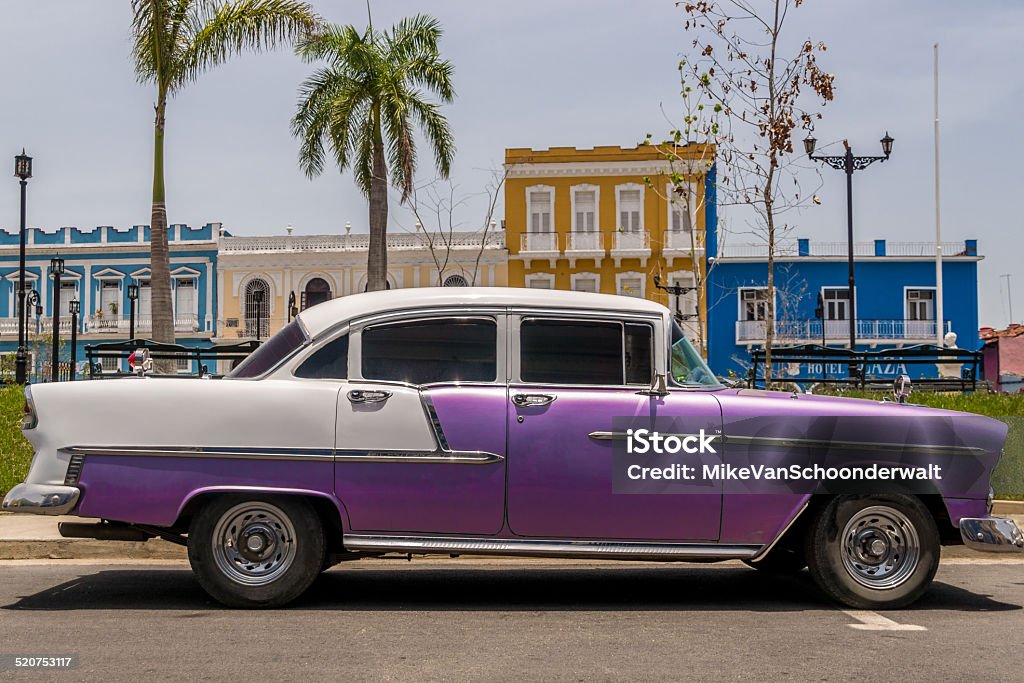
(934, 43, 945, 346)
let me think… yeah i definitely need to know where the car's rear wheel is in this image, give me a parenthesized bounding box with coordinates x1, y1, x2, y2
(805, 495, 939, 609)
(188, 495, 324, 608)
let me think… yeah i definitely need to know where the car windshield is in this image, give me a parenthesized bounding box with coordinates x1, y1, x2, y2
(670, 320, 718, 386)
(229, 319, 309, 378)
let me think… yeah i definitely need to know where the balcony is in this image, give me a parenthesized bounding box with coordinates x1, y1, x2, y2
(519, 232, 560, 267)
(735, 319, 953, 346)
(611, 230, 651, 267)
(662, 229, 703, 266)
(0, 316, 77, 336)
(85, 315, 205, 334)
(565, 231, 604, 266)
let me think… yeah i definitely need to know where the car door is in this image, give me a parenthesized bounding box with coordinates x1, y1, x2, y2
(333, 312, 508, 535)
(506, 313, 722, 541)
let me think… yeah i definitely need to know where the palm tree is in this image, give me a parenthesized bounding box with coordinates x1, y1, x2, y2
(292, 16, 456, 292)
(130, 0, 320, 344)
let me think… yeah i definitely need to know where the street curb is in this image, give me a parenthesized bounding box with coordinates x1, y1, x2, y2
(0, 539, 186, 561)
(993, 500, 1024, 514)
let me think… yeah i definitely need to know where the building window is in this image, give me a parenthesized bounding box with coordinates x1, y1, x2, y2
(740, 288, 769, 321)
(302, 277, 332, 310)
(572, 187, 597, 232)
(99, 280, 120, 317)
(572, 275, 599, 293)
(176, 278, 197, 321)
(59, 281, 78, 316)
(906, 289, 935, 320)
(100, 355, 120, 373)
(528, 188, 553, 233)
(362, 318, 497, 384)
(617, 273, 644, 298)
(176, 353, 192, 373)
(138, 280, 152, 319)
(526, 273, 555, 289)
(617, 186, 643, 232)
(670, 273, 698, 317)
(443, 274, 469, 287)
(822, 288, 850, 320)
(244, 277, 270, 338)
(668, 183, 694, 233)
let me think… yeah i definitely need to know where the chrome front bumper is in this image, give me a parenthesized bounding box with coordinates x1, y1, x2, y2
(959, 516, 1024, 553)
(2, 483, 81, 515)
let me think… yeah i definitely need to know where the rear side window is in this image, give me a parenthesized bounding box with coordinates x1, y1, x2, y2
(362, 318, 497, 385)
(230, 319, 307, 378)
(520, 319, 653, 386)
(294, 334, 349, 379)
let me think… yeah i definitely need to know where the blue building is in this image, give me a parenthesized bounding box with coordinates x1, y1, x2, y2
(705, 235, 982, 381)
(0, 223, 221, 376)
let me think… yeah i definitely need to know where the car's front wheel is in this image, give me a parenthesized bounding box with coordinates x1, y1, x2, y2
(188, 495, 324, 608)
(805, 494, 939, 609)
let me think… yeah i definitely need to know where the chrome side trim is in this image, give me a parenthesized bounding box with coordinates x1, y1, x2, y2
(343, 535, 760, 560)
(59, 446, 336, 463)
(959, 516, 1024, 553)
(723, 434, 985, 457)
(336, 450, 503, 464)
(2, 483, 81, 515)
(60, 445, 503, 465)
(749, 501, 810, 562)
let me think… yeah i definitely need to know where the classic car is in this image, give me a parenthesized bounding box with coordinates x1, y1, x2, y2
(3, 288, 1022, 608)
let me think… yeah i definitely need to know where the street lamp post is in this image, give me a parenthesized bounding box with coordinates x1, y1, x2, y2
(13, 150, 32, 384)
(23, 289, 39, 380)
(804, 133, 894, 362)
(69, 299, 80, 381)
(50, 256, 65, 382)
(287, 291, 297, 323)
(127, 282, 139, 341)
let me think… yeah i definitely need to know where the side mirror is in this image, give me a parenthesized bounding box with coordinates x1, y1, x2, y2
(893, 374, 912, 404)
(637, 372, 669, 397)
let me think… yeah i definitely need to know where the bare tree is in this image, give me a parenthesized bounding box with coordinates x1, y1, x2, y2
(403, 169, 507, 286)
(671, 0, 834, 386)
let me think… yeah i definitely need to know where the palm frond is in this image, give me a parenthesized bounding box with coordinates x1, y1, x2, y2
(407, 91, 455, 179)
(380, 78, 416, 200)
(174, 0, 320, 90)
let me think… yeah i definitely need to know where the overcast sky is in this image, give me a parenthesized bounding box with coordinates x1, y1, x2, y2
(1, 1, 1021, 328)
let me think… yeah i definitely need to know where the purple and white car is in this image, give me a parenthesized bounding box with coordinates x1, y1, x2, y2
(4, 288, 1022, 608)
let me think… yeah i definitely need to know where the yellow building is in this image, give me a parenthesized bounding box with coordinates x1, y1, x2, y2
(505, 144, 713, 348)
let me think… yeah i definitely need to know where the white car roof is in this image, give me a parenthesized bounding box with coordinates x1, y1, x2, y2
(296, 287, 668, 338)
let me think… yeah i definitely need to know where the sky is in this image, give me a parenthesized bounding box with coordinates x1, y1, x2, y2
(0, 0, 1022, 328)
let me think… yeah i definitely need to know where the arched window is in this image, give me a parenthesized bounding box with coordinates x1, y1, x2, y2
(363, 280, 393, 292)
(443, 274, 469, 287)
(244, 278, 270, 338)
(302, 277, 332, 310)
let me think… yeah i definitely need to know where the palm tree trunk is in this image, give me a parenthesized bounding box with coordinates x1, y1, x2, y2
(366, 118, 389, 292)
(150, 97, 175, 347)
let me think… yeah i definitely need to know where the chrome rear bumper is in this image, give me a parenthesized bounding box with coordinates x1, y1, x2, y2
(1, 483, 81, 515)
(959, 516, 1024, 553)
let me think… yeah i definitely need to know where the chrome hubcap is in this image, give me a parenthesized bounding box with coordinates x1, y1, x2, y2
(212, 502, 297, 586)
(841, 505, 920, 589)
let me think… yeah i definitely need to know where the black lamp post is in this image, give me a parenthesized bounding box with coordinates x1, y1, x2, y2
(127, 282, 139, 341)
(804, 133, 894, 358)
(69, 299, 80, 381)
(50, 256, 65, 382)
(287, 291, 297, 323)
(26, 289, 40, 334)
(14, 150, 32, 384)
(652, 275, 699, 324)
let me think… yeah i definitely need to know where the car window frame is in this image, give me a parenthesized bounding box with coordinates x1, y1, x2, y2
(349, 308, 508, 388)
(510, 309, 664, 389)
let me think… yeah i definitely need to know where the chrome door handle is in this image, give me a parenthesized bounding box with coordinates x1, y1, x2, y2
(512, 393, 556, 408)
(348, 389, 392, 404)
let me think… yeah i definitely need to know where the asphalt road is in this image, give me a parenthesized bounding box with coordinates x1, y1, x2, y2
(0, 558, 1021, 682)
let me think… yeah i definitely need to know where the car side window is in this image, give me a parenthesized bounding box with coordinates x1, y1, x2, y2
(361, 318, 497, 385)
(520, 319, 654, 386)
(294, 334, 349, 379)
(624, 323, 653, 385)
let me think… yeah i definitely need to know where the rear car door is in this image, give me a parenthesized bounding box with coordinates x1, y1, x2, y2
(333, 312, 508, 535)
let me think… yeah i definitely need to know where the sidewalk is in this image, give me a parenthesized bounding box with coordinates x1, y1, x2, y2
(1, 502, 1022, 561)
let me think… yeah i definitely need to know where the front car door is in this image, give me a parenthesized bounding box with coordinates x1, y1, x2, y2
(506, 310, 723, 541)
(332, 310, 508, 535)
